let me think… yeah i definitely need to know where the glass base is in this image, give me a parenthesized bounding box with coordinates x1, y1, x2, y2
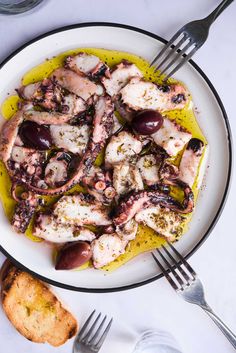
(133, 330, 183, 353)
(0, 0, 44, 15)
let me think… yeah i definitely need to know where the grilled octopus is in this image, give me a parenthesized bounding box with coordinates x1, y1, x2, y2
(0, 51, 205, 271)
(113, 180, 194, 226)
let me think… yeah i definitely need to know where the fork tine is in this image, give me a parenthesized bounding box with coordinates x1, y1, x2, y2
(154, 34, 187, 72)
(159, 39, 193, 76)
(161, 245, 191, 284)
(77, 310, 96, 341)
(166, 239, 196, 277)
(94, 318, 113, 350)
(82, 312, 102, 343)
(150, 29, 182, 67)
(164, 45, 198, 81)
(88, 315, 107, 345)
(156, 248, 185, 288)
(151, 252, 178, 290)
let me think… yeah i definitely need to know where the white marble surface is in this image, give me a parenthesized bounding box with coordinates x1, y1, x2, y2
(0, 0, 236, 352)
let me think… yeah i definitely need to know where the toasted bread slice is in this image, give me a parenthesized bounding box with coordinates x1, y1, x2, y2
(1, 262, 78, 346)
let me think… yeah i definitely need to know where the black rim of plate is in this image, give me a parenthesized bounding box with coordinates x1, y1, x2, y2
(0, 23, 233, 293)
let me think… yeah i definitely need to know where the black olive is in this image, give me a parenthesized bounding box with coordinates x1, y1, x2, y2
(55, 242, 92, 270)
(19, 121, 52, 150)
(132, 110, 164, 135)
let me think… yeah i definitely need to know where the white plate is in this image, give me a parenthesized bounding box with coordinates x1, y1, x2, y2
(0, 23, 232, 292)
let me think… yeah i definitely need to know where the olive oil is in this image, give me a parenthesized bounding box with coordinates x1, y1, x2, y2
(1, 95, 20, 120)
(0, 48, 207, 271)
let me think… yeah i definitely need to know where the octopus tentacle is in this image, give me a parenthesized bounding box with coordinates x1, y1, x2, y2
(162, 179, 194, 214)
(17, 78, 63, 111)
(8, 146, 46, 186)
(24, 110, 72, 125)
(159, 162, 179, 181)
(52, 68, 99, 101)
(82, 166, 116, 204)
(11, 192, 39, 233)
(113, 180, 194, 226)
(11, 182, 21, 202)
(0, 111, 24, 163)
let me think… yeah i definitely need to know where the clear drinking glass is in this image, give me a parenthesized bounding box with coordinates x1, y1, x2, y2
(0, 0, 44, 15)
(133, 330, 183, 353)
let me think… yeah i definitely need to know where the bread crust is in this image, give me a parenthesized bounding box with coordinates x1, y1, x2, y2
(1, 261, 78, 346)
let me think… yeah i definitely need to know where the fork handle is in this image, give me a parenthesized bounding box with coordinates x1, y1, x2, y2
(200, 303, 236, 349)
(203, 0, 235, 25)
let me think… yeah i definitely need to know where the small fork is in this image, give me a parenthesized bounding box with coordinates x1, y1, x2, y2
(73, 310, 113, 353)
(151, 0, 235, 80)
(152, 240, 236, 349)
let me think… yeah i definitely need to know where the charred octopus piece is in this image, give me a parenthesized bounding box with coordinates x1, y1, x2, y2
(91, 233, 125, 268)
(159, 162, 179, 181)
(113, 163, 143, 196)
(60, 93, 86, 116)
(12, 192, 38, 233)
(179, 138, 204, 187)
(82, 166, 116, 204)
(19, 78, 87, 116)
(102, 60, 143, 97)
(65, 52, 110, 80)
(17, 82, 41, 101)
(113, 181, 194, 226)
(116, 219, 138, 242)
(135, 206, 184, 240)
(8, 146, 46, 186)
(24, 110, 72, 125)
(120, 77, 189, 112)
(91, 220, 138, 269)
(136, 154, 160, 186)
(33, 213, 96, 243)
(52, 68, 101, 101)
(105, 131, 142, 167)
(18, 78, 63, 111)
(50, 124, 90, 155)
(70, 106, 94, 126)
(44, 151, 73, 188)
(151, 117, 192, 157)
(53, 193, 112, 226)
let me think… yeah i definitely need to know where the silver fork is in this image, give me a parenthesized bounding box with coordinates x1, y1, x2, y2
(73, 310, 113, 353)
(152, 240, 236, 349)
(151, 0, 234, 80)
